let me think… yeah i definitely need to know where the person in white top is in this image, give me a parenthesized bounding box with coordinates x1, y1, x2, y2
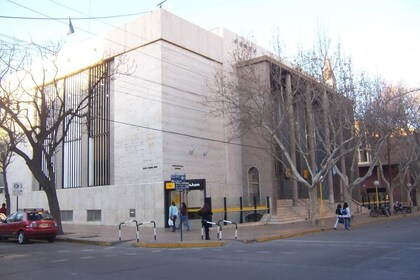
(342, 202, 351, 230)
(168, 201, 179, 232)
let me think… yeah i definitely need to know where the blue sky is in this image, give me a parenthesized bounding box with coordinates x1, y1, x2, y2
(1, 0, 419, 88)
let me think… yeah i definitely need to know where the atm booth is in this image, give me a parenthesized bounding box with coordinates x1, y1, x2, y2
(164, 179, 207, 229)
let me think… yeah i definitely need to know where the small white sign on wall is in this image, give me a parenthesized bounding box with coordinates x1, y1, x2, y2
(12, 183, 23, 196)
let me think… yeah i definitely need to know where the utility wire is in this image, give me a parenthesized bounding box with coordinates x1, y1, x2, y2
(3, 0, 224, 112)
(3, 2, 226, 105)
(0, 12, 151, 20)
(1, 2, 246, 150)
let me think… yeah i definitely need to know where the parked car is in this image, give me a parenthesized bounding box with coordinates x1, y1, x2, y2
(0, 208, 58, 244)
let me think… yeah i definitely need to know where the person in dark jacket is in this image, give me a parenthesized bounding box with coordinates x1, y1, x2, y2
(333, 203, 343, 230)
(0, 203, 6, 215)
(198, 202, 213, 240)
(178, 202, 190, 231)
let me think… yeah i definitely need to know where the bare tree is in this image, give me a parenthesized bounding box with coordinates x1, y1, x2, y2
(0, 39, 20, 216)
(332, 74, 389, 208)
(0, 134, 15, 215)
(390, 88, 420, 207)
(0, 40, 130, 234)
(206, 38, 355, 225)
(291, 34, 366, 211)
(361, 84, 420, 208)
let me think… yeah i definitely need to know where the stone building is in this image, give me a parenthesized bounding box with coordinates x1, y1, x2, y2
(6, 9, 350, 226)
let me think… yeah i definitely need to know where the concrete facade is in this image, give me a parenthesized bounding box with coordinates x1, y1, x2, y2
(6, 9, 271, 226)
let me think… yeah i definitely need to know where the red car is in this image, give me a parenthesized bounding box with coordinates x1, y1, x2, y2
(0, 208, 58, 244)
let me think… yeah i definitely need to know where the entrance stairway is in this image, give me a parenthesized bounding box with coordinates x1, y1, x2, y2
(267, 199, 338, 225)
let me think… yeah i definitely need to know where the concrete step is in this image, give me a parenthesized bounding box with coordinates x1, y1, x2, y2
(268, 199, 339, 224)
(277, 199, 293, 207)
(267, 215, 306, 224)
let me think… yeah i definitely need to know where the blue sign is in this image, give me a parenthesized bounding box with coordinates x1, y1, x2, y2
(175, 182, 190, 192)
(171, 173, 188, 191)
(171, 173, 186, 183)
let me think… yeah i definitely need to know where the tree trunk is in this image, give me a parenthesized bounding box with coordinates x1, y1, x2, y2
(44, 186, 63, 235)
(343, 183, 350, 206)
(339, 133, 347, 202)
(2, 171, 11, 215)
(308, 186, 318, 225)
(345, 187, 353, 212)
(305, 83, 319, 225)
(322, 88, 334, 204)
(285, 73, 299, 205)
(28, 159, 64, 235)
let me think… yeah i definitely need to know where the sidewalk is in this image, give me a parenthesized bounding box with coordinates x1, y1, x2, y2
(57, 211, 420, 248)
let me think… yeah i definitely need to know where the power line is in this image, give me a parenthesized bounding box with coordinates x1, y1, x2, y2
(0, 12, 152, 21)
(1, 2, 270, 152)
(4, 0, 221, 107)
(8, 0, 219, 81)
(108, 117, 269, 152)
(0, 31, 216, 115)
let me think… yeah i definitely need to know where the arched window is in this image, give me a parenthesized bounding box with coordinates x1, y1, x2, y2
(248, 167, 260, 198)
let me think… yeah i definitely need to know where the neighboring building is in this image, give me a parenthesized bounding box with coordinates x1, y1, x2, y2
(358, 134, 417, 205)
(6, 9, 351, 226)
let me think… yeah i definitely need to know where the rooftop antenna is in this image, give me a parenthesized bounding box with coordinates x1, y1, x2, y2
(157, 0, 167, 8)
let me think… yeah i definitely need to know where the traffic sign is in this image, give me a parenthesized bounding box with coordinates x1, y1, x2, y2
(171, 173, 186, 183)
(12, 183, 23, 196)
(171, 173, 189, 192)
(175, 182, 189, 192)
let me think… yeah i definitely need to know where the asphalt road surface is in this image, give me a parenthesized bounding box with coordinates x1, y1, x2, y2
(1, 216, 419, 280)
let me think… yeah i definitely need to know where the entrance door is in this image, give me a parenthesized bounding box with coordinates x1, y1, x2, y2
(164, 179, 206, 228)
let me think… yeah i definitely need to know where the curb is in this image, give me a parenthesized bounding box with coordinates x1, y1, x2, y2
(249, 228, 327, 243)
(134, 240, 225, 248)
(56, 212, 419, 247)
(56, 237, 123, 247)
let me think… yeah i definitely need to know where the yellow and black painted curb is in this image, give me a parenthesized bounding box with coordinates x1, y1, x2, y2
(134, 240, 225, 248)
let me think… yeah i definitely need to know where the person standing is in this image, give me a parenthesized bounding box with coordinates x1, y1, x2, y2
(198, 202, 213, 240)
(168, 201, 178, 232)
(342, 202, 351, 230)
(333, 203, 342, 230)
(178, 202, 190, 231)
(0, 203, 6, 215)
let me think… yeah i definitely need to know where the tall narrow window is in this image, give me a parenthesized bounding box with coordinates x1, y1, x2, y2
(248, 167, 260, 198)
(40, 83, 59, 190)
(63, 72, 85, 188)
(88, 62, 111, 186)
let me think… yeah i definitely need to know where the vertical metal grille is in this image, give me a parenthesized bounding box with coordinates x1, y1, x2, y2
(41, 84, 58, 189)
(88, 62, 111, 186)
(63, 72, 84, 188)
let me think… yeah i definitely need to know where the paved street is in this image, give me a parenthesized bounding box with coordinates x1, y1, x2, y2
(1, 215, 419, 280)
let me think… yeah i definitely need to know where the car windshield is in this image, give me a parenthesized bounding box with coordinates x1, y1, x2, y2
(27, 212, 54, 221)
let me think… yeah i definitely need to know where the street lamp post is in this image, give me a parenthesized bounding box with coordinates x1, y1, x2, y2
(374, 180, 380, 207)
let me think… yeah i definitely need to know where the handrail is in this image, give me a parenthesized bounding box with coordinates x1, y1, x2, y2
(118, 220, 157, 242)
(201, 220, 217, 240)
(138, 220, 157, 241)
(118, 220, 139, 242)
(217, 219, 237, 240)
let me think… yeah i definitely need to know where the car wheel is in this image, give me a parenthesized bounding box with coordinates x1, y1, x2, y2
(17, 231, 27, 244)
(47, 236, 56, 243)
